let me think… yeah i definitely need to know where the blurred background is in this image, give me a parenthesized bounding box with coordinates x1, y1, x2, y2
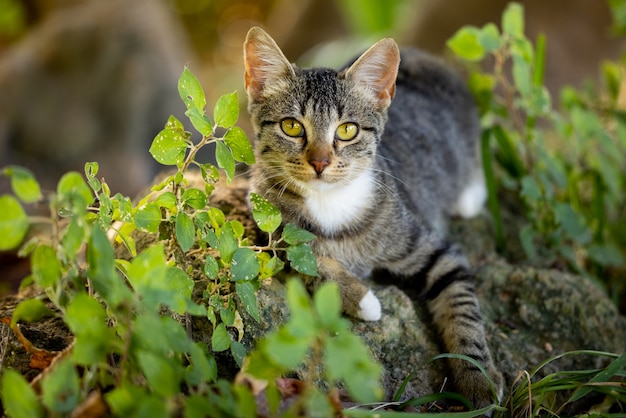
(0, 0, 624, 291)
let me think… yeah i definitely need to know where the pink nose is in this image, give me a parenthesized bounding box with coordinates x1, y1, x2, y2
(308, 158, 329, 175)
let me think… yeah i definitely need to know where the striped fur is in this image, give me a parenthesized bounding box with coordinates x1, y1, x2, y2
(244, 27, 502, 408)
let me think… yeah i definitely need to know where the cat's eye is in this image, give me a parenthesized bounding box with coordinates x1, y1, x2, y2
(280, 118, 305, 138)
(336, 122, 359, 141)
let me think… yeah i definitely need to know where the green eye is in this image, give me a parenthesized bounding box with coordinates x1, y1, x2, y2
(280, 118, 304, 137)
(336, 122, 359, 141)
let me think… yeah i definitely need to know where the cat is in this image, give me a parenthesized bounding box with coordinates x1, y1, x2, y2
(243, 26, 502, 409)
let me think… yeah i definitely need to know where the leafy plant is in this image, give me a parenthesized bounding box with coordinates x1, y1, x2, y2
(448, 2, 626, 303)
(0, 66, 381, 417)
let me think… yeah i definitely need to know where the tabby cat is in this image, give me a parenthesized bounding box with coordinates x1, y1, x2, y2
(243, 27, 502, 408)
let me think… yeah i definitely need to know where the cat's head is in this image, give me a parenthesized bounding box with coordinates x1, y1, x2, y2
(243, 27, 399, 192)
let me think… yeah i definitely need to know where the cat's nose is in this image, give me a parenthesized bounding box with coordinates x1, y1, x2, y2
(308, 158, 329, 175)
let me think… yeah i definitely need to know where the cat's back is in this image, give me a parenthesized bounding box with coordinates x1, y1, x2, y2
(379, 48, 481, 227)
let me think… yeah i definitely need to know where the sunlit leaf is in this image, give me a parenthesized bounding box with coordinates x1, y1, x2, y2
(249, 193, 282, 233)
(6, 166, 42, 203)
(149, 128, 187, 166)
(31, 245, 62, 288)
(214, 91, 239, 128)
(57, 171, 93, 207)
(502, 2, 524, 36)
(0, 195, 28, 250)
(215, 140, 235, 182)
(447, 26, 484, 61)
(178, 67, 206, 111)
(1, 369, 44, 418)
(134, 203, 162, 233)
(224, 127, 255, 164)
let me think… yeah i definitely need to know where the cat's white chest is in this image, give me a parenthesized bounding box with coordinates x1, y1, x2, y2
(304, 170, 375, 235)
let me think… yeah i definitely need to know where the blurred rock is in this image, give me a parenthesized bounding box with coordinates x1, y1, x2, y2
(0, 0, 193, 197)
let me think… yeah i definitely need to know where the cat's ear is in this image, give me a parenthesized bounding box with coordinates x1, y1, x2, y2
(344, 38, 400, 108)
(244, 27, 294, 102)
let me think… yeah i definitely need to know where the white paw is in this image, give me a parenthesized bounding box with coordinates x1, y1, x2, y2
(358, 290, 381, 321)
(456, 176, 486, 218)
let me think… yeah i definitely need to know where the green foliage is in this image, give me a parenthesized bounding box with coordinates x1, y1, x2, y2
(503, 351, 626, 417)
(247, 280, 383, 406)
(0, 66, 379, 416)
(448, 2, 626, 302)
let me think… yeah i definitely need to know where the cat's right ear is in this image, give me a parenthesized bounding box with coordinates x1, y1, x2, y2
(244, 27, 294, 102)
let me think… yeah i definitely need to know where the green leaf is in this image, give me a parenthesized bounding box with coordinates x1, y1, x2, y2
(259, 253, 285, 279)
(185, 107, 213, 136)
(165, 114, 185, 131)
(230, 340, 246, 368)
(262, 326, 312, 370)
(11, 299, 53, 326)
(286, 244, 318, 276)
(512, 54, 531, 95)
(87, 225, 132, 308)
(324, 333, 383, 403)
(6, 166, 42, 203)
(502, 2, 525, 36)
(66, 293, 117, 364)
(207, 207, 226, 229)
(313, 282, 341, 329)
(218, 223, 238, 264)
(204, 256, 220, 279)
(153, 191, 177, 210)
(212, 323, 231, 352)
(446, 26, 484, 61)
(31, 245, 62, 288)
(187, 343, 217, 385)
(230, 248, 260, 281)
(176, 211, 195, 252)
(214, 91, 239, 128)
(127, 245, 204, 315)
(249, 192, 282, 233)
(1, 369, 44, 418)
(215, 140, 235, 182)
(220, 305, 236, 326)
(0, 195, 29, 250)
(236, 281, 260, 322)
(134, 203, 162, 233)
(182, 188, 207, 210)
(57, 171, 93, 207)
(282, 223, 316, 245)
(84, 162, 100, 193)
(137, 350, 180, 398)
(178, 67, 206, 112)
(41, 359, 80, 413)
(224, 127, 255, 164)
(149, 128, 188, 166)
(479, 23, 500, 52)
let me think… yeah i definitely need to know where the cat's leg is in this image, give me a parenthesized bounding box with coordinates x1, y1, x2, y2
(308, 257, 381, 321)
(419, 244, 503, 409)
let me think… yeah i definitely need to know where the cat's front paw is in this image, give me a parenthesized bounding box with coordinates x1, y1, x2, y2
(357, 290, 381, 321)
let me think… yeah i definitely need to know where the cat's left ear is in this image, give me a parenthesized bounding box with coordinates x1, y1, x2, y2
(344, 38, 400, 109)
